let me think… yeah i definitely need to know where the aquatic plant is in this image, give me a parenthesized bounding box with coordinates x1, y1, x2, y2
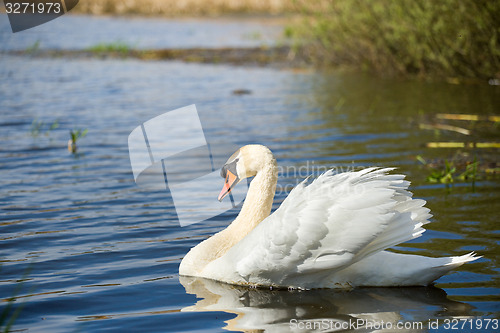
(426, 159, 456, 184)
(416, 155, 479, 185)
(244, 31, 263, 41)
(29, 119, 44, 137)
(68, 128, 88, 154)
(457, 159, 479, 182)
(25, 40, 40, 54)
(29, 118, 59, 138)
(0, 289, 25, 333)
(0, 267, 31, 333)
(290, 0, 500, 80)
(87, 42, 132, 55)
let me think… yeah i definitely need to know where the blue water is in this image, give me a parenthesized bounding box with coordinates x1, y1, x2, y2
(0, 13, 284, 51)
(1, 14, 499, 332)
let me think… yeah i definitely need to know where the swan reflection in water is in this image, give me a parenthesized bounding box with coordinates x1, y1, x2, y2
(180, 276, 473, 332)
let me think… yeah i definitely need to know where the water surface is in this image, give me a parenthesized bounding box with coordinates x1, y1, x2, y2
(0, 13, 284, 51)
(1, 15, 499, 333)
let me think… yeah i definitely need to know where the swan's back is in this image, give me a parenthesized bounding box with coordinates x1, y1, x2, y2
(198, 168, 450, 288)
(186, 166, 479, 289)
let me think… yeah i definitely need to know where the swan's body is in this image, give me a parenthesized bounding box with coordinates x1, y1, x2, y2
(179, 145, 479, 289)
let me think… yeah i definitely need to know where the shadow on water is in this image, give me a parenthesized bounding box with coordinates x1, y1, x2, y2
(180, 276, 474, 332)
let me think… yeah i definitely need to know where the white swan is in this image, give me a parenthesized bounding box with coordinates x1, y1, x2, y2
(179, 145, 479, 289)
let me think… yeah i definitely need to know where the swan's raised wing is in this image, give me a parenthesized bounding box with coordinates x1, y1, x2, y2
(204, 168, 431, 288)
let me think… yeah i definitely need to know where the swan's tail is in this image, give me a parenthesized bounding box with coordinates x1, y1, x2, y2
(333, 251, 481, 287)
(423, 252, 481, 285)
(443, 252, 482, 269)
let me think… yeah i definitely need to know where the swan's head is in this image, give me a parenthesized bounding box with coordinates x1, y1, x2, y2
(218, 145, 276, 201)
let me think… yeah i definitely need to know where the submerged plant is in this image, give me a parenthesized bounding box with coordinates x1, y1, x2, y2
(0, 290, 24, 333)
(458, 160, 479, 182)
(68, 128, 88, 154)
(427, 159, 456, 184)
(30, 118, 59, 138)
(416, 155, 480, 186)
(29, 119, 44, 138)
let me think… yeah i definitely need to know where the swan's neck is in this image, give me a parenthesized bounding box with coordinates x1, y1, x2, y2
(180, 160, 277, 276)
(226, 162, 277, 238)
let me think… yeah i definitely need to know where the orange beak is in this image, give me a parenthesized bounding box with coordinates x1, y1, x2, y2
(218, 170, 239, 201)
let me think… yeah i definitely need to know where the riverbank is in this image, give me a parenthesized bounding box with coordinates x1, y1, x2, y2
(4, 1, 498, 81)
(8, 45, 310, 69)
(74, 0, 294, 16)
(7, 44, 497, 85)
(74, 0, 499, 81)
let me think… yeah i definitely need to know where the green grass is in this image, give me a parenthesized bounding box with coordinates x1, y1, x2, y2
(87, 41, 133, 55)
(290, 0, 500, 80)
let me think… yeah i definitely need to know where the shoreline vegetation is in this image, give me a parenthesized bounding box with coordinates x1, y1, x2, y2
(73, 0, 500, 81)
(12, 46, 308, 69)
(291, 0, 500, 81)
(73, 0, 294, 16)
(6, 0, 500, 82)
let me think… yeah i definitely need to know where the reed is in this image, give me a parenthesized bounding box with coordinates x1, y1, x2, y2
(68, 128, 88, 154)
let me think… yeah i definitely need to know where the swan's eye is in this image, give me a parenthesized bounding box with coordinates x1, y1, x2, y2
(220, 158, 239, 178)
